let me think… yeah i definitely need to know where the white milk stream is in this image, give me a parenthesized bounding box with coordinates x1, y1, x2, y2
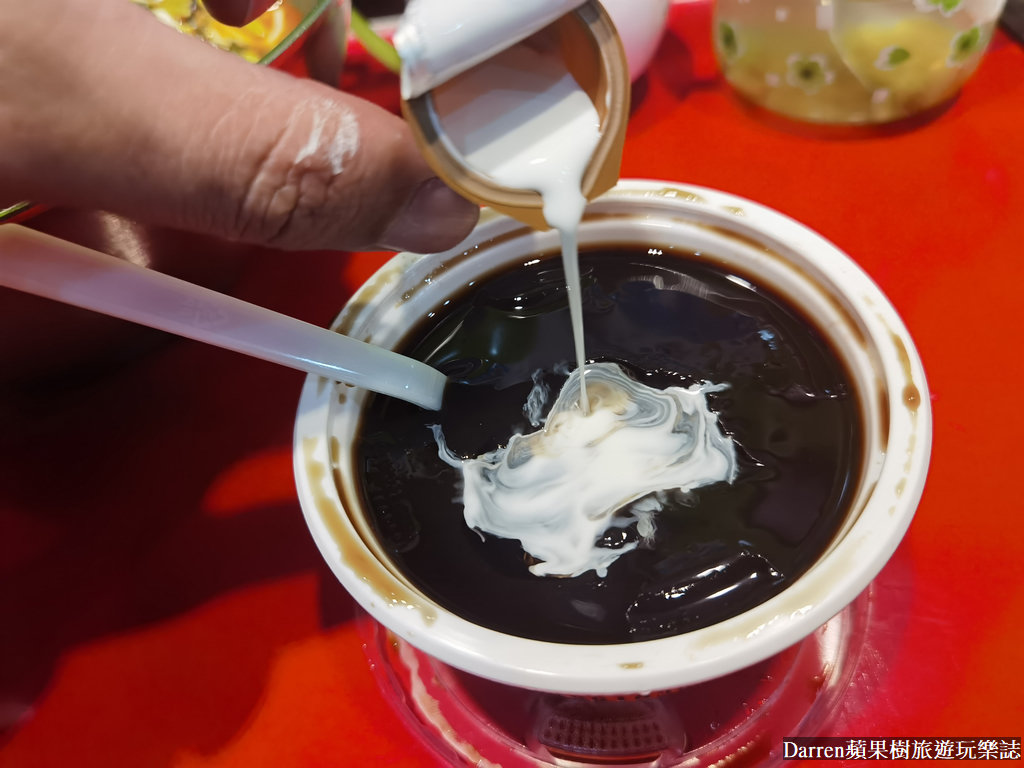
(429, 40, 597, 413)
(397, 2, 738, 577)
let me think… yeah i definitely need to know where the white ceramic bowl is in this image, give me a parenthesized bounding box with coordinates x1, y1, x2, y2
(293, 179, 931, 696)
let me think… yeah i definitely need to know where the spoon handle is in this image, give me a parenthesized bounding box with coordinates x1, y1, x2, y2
(0, 225, 445, 410)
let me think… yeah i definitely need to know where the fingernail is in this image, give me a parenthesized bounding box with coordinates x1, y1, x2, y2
(379, 178, 480, 253)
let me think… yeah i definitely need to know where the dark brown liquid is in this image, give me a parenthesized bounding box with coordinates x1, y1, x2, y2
(356, 248, 863, 644)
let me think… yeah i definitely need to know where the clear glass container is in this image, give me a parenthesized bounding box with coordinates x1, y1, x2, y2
(713, 0, 1007, 125)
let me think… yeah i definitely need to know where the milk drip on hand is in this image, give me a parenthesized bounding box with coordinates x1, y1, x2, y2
(396, 1, 738, 578)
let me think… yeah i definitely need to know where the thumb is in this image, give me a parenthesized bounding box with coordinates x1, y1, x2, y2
(0, 0, 479, 253)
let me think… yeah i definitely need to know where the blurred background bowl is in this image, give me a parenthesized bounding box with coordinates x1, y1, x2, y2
(713, 0, 1007, 125)
(130, 0, 351, 76)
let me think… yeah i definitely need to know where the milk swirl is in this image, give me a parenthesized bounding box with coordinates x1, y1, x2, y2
(432, 363, 738, 577)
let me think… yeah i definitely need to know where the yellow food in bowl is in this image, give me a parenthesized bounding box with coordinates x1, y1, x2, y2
(132, 0, 303, 62)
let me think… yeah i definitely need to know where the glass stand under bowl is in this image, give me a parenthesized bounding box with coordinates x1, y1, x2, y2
(358, 583, 877, 768)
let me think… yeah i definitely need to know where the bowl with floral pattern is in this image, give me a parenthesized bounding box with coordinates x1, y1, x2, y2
(713, 0, 1006, 125)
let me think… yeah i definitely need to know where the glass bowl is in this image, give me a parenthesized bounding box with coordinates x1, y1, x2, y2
(713, 0, 1007, 125)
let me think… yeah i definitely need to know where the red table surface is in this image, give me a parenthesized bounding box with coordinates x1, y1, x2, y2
(2, 3, 1023, 766)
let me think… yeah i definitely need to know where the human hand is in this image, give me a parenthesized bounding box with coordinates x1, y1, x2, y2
(0, 0, 479, 253)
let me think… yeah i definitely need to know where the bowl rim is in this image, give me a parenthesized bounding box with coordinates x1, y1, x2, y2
(258, 0, 339, 66)
(293, 179, 932, 695)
